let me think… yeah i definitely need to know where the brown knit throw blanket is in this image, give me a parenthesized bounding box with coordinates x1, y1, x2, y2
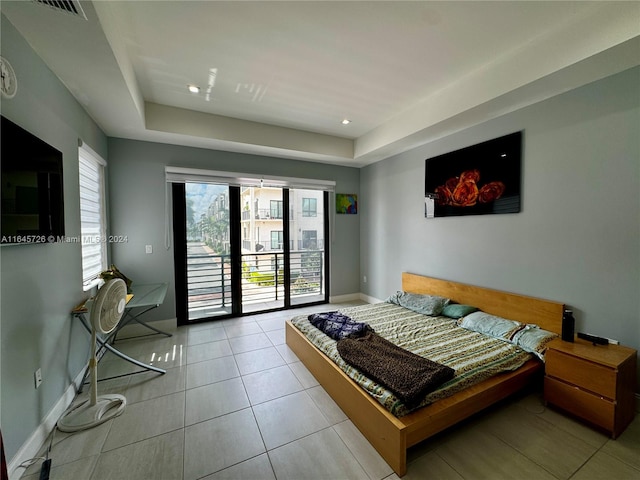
(336, 331, 455, 408)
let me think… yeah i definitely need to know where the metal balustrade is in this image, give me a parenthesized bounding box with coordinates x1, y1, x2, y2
(186, 243, 324, 320)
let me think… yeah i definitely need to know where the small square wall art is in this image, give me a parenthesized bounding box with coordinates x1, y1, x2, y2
(336, 193, 357, 214)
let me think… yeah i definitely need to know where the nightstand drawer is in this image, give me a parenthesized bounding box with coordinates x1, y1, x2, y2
(544, 377, 615, 431)
(545, 349, 616, 398)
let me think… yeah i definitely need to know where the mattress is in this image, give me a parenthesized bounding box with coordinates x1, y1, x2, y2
(290, 302, 534, 417)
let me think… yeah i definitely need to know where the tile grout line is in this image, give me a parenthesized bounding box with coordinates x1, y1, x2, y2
(235, 348, 277, 479)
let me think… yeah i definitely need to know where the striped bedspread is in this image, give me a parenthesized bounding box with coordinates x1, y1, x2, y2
(290, 302, 534, 417)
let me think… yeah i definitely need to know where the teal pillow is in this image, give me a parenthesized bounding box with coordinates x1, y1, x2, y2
(442, 304, 478, 319)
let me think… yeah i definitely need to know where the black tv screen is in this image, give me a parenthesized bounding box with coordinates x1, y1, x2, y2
(1, 116, 65, 244)
(425, 131, 522, 218)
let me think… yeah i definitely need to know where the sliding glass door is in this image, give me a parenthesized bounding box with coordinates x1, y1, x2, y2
(288, 188, 327, 306)
(173, 181, 329, 324)
(173, 183, 236, 321)
(239, 185, 285, 313)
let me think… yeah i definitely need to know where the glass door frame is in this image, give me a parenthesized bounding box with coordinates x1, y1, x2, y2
(173, 183, 329, 326)
(173, 184, 244, 325)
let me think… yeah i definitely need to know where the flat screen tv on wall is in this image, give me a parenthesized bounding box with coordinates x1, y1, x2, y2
(1, 116, 65, 244)
(424, 131, 522, 218)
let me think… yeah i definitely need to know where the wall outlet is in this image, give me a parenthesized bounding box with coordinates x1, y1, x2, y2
(145, 245, 153, 254)
(34, 368, 42, 389)
(363, 275, 367, 283)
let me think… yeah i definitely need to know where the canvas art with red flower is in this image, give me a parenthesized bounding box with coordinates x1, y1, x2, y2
(425, 132, 522, 218)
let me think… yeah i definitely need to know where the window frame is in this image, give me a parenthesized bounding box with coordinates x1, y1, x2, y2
(270, 230, 283, 250)
(301, 229, 318, 249)
(302, 197, 317, 217)
(270, 200, 283, 219)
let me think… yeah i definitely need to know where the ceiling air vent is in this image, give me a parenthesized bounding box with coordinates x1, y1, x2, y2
(33, 0, 87, 20)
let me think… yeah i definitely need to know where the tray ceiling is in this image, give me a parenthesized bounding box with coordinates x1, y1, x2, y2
(2, 1, 638, 166)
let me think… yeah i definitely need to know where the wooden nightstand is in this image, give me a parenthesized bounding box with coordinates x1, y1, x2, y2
(544, 338, 637, 438)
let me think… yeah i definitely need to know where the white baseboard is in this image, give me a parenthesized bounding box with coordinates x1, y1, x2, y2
(8, 368, 85, 480)
(359, 293, 382, 304)
(7, 318, 178, 478)
(6, 307, 638, 479)
(114, 317, 177, 340)
(329, 292, 383, 304)
(328, 293, 361, 303)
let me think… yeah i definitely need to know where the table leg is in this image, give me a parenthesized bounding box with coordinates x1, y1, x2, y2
(113, 306, 173, 342)
(74, 313, 166, 392)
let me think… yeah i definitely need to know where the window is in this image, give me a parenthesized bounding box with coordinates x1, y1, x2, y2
(302, 230, 317, 249)
(79, 145, 107, 290)
(271, 230, 283, 250)
(302, 198, 317, 217)
(270, 200, 283, 219)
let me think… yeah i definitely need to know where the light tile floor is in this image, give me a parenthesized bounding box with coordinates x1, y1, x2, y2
(20, 302, 640, 480)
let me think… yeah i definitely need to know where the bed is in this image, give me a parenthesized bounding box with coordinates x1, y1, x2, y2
(285, 272, 564, 477)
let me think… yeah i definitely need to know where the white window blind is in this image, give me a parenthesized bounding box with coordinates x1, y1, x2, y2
(165, 166, 336, 191)
(163, 166, 337, 248)
(79, 144, 107, 290)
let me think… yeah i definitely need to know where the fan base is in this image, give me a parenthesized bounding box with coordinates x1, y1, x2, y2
(58, 394, 126, 432)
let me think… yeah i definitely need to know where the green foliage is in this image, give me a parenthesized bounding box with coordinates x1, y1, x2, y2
(301, 250, 322, 273)
(292, 276, 320, 293)
(242, 262, 284, 286)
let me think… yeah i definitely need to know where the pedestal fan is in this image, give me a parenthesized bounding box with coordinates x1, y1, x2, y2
(58, 279, 128, 432)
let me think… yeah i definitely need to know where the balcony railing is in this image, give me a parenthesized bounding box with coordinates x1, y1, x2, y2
(241, 239, 325, 252)
(187, 245, 324, 320)
(241, 209, 282, 221)
(187, 252, 232, 319)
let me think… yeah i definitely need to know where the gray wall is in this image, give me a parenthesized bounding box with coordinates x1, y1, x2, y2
(1, 15, 108, 459)
(106, 138, 361, 322)
(1, 13, 358, 461)
(361, 67, 639, 384)
(3, 8, 637, 464)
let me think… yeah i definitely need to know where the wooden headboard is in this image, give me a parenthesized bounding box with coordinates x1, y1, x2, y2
(402, 272, 564, 334)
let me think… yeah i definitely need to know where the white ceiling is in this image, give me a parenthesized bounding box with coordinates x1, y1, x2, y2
(2, 1, 639, 167)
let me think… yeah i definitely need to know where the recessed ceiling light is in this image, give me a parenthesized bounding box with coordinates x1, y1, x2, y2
(341, 119, 351, 125)
(188, 85, 200, 94)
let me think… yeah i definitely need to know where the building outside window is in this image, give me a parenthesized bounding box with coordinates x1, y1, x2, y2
(271, 230, 283, 250)
(270, 200, 283, 219)
(302, 197, 317, 217)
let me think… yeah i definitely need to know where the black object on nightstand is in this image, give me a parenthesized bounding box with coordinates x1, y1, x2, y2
(576, 332, 608, 345)
(561, 309, 575, 342)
